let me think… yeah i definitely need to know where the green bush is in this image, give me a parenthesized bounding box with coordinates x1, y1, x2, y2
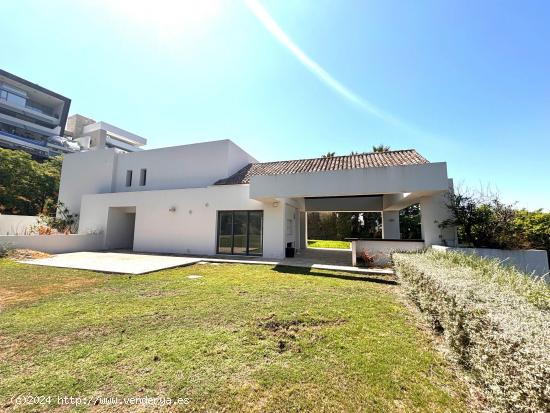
(0, 242, 12, 258)
(393, 250, 550, 412)
(514, 209, 550, 253)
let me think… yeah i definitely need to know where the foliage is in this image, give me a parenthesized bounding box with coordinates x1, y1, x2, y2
(399, 203, 422, 239)
(0, 243, 13, 258)
(0, 261, 471, 412)
(441, 189, 524, 249)
(30, 202, 79, 234)
(307, 239, 350, 249)
(321, 151, 335, 158)
(360, 249, 379, 267)
(394, 250, 550, 412)
(0, 148, 62, 216)
(307, 212, 381, 240)
(514, 209, 550, 252)
(372, 144, 391, 152)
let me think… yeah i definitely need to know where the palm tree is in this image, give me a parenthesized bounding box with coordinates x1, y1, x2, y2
(372, 144, 391, 153)
(322, 151, 336, 158)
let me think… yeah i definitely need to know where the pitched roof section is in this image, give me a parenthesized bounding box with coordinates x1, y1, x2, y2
(214, 149, 429, 185)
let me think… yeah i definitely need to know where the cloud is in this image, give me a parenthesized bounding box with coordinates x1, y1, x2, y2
(244, 0, 407, 128)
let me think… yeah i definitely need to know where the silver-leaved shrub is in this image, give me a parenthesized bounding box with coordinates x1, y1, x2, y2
(393, 250, 550, 413)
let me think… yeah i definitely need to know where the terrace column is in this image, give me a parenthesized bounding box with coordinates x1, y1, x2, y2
(419, 191, 457, 246)
(382, 211, 400, 239)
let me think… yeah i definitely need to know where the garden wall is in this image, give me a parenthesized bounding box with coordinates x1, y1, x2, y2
(0, 215, 39, 235)
(432, 245, 549, 277)
(0, 233, 104, 253)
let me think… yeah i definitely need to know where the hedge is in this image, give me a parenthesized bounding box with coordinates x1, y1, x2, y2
(393, 250, 550, 413)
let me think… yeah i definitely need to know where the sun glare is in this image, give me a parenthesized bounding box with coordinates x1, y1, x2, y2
(102, 0, 222, 39)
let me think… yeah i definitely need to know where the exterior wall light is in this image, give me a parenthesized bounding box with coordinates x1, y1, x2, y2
(272, 201, 279, 207)
(169, 206, 176, 212)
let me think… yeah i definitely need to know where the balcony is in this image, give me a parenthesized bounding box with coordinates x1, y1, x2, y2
(0, 130, 49, 157)
(0, 94, 60, 127)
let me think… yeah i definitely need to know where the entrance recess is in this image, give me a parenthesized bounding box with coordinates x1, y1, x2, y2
(106, 207, 136, 250)
(217, 210, 263, 256)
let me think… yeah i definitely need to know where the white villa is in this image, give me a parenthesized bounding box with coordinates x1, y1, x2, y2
(58, 139, 456, 259)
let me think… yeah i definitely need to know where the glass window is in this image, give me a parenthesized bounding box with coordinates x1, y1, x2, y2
(217, 212, 233, 254)
(248, 211, 263, 255)
(139, 168, 147, 186)
(217, 211, 263, 255)
(126, 170, 132, 187)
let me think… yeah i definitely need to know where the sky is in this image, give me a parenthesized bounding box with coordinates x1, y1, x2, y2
(1, 0, 549, 209)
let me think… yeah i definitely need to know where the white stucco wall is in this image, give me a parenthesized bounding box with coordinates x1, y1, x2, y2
(58, 149, 118, 215)
(382, 211, 400, 239)
(419, 190, 457, 246)
(284, 203, 298, 248)
(111, 139, 256, 193)
(0, 234, 103, 253)
(0, 215, 39, 235)
(58, 140, 256, 219)
(78, 185, 286, 259)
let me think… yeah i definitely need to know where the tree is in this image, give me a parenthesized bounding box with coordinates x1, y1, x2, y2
(440, 189, 523, 249)
(400, 204, 422, 239)
(322, 152, 336, 158)
(372, 144, 391, 153)
(514, 209, 550, 252)
(307, 211, 382, 240)
(0, 148, 62, 215)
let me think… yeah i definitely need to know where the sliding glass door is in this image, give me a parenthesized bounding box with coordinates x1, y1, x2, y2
(217, 211, 263, 255)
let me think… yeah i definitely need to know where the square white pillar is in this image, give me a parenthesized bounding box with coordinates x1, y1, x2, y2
(382, 210, 400, 239)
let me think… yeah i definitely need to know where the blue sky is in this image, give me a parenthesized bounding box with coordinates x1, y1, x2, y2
(2, 0, 549, 209)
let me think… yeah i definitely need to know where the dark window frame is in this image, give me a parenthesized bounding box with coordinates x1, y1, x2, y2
(139, 168, 147, 186)
(125, 170, 132, 187)
(216, 210, 263, 256)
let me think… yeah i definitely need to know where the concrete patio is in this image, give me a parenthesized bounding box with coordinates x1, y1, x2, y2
(21, 252, 202, 275)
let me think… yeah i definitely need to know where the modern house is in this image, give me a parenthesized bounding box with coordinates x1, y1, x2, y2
(58, 139, 456, 259)
(0, 69, 75, 158)
(65, 114, 147, 153)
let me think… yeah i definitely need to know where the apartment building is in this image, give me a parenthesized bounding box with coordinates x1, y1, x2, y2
(0, 69, 76, 158)
(65, 114, 147, 153)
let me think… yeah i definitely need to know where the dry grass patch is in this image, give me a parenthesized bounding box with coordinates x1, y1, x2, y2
(0, 259, 103, 310)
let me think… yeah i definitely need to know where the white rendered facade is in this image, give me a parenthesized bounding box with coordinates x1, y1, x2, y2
(65, 114, 147, 153)
(58, 139, 455, 259)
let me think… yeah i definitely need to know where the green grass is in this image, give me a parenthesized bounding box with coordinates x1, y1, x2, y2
(0, 258, 472, 412)
(307, 239, 351, 249)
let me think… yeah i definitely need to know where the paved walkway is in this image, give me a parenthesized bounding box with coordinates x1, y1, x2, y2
(189, 247, 393, 275)
(21, 248, 393, 276)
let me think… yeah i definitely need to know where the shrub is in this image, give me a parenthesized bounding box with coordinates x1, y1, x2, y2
(393, 250, 550, 412)
(441, 189, 524, 249)
(0, 242, 12, 258)
(360, 249, 378, 266)
(30, 202, 78, 235)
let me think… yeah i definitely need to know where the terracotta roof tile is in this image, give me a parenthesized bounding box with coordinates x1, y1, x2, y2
(214, 149, 429, 185)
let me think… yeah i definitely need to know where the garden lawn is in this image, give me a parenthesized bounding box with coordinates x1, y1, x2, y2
(307, 239, 351, 249)
(0, 259, 472, 412)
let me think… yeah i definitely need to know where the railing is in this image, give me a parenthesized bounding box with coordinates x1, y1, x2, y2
(0, 130, 48, 147)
